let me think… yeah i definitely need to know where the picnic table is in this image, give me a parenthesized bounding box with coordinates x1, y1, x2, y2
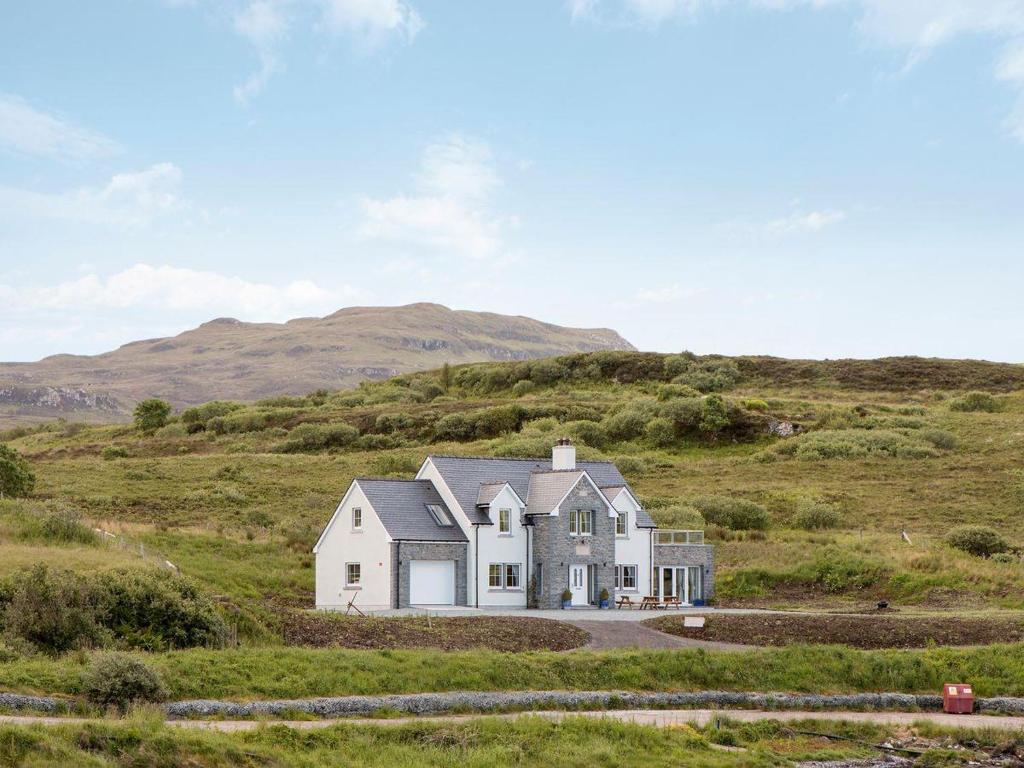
(616, 595, 636, 609)
(662, 596, 682, 610)
(639, 596, 662, 610)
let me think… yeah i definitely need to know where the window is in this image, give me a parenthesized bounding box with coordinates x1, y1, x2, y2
(352, 507, 362, 530)
(615, 511, 627, 536)
(505, 564, 521, 589)
(345, 562, 361, 587)
(488, 562, 522, 590)
(426, 503, 453, 526)
(615, 565, 637, 590)
(498, 508, 512, 534)
(569, 509, 592, 536)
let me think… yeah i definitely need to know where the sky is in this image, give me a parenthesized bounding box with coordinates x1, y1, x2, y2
(2, 0, 1024, 363)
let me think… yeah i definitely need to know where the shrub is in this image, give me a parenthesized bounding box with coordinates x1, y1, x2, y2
(809, 551, 888, 593)
(101, 445, 129, 460)
(155, 423, 188, 439)
(644, 417, 676, 448)
(657, 383, 701, 401)
(564, 420, 608, 449)
(691, 496, 770, 531)
(529, 360, 569, 385)
(374, 413, 414, 433)
(0, 444, 35, 497)
(434, 413, 475, 442)
(671, 360, 742, 393)
(764, 429, 939, 461)
(0, 565, 107, 654)
(945, 525, 1010, 558)
(650, 504, 704, 529)
(38, 507, 98, 545)
(180, 401, 244, 432)
(81, 653, 167, 711)
(742, 399, 769, 412)
(992, 552, 1018, 564)
(133, 399, 171, 433)
(699, 395, 731, 436)
(919, 428, 957, 451)
(950, 391, 1000, 413)
(511, 380, 536, 397)
(602, 409, 648, 441)
(279, 423, 360, 452)
(793, 500, 840, 531)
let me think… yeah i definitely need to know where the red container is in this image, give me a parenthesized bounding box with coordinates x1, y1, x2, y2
(942, 684, 974, 714)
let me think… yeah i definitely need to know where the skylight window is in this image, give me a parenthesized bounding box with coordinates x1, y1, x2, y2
(426, 503, 454, 526)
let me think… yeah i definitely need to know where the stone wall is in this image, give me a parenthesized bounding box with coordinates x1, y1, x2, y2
(391, 541, 469, 608)
(530, 477, 617, 609)
(653, 543, 715, 602)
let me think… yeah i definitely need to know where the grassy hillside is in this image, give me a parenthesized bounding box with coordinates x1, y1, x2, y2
(2, 350, 1023, 633)
(0, 303, 632, 425)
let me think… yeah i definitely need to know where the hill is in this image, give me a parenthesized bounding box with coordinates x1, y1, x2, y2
(0, 303, 632, 425)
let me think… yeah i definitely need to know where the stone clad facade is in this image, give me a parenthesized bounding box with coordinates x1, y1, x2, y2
(391, 541, 469, 608)
(653, 542, 715, 601)
(530, 475, 617, 609)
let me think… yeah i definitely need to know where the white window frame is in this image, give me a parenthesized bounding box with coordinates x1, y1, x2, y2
(345, 562, 361, 588)
(488, 562, 522, 591)
(498, 508, 512, 535)
(569, 509, 592, 536)
(615, 510, 627, 537)
(615, 564, 637, 591)
(352, 507, 362, 531)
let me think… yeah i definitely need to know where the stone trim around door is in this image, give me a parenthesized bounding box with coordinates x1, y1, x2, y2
(391, 541, 469, 608)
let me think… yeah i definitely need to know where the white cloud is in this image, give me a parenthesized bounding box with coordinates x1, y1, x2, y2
(572, 1, 1024, 141)
(0, 163, 187, 228)
(0, 94, 120, 161)
(3, 264, 343, 319)
(766, 208, 846, 234)
(319, 0, 424, 43)
(357, 134, 511, 260)
(232, 1, 287, 103)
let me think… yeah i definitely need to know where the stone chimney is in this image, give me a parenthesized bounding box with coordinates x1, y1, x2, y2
(552, 437, 576, 471)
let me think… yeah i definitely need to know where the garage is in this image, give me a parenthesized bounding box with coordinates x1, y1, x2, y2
(409, 560, 456, 605)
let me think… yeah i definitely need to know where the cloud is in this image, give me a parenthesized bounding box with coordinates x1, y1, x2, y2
(0, 163, 186, 228)
(766, 209, 846, 235)
(0, 94, 120, 161)
(2, 264, 344, 319)
(232, 0, 287, 103)
(319, 0, 424, 44)
(571, 1, 1024, 140)
(357, 134, 511, 260)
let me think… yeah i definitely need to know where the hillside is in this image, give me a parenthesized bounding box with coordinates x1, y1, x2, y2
(3, 349, 1024, 637)
(0, 303, 632, 425)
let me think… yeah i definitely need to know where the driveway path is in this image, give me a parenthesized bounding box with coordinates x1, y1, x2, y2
(566, 619, 751, 651)
(3, 709, 1022, 733)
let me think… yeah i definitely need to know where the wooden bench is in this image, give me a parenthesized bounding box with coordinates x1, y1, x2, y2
(616, 595, 636, 609)
(662, 596, 682, 610)
(639, 596, 662, 610)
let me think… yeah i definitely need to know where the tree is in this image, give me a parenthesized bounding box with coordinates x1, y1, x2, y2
(0, 443, 35, 498)
(133, 398, 171, 433)
(440, 362, 452, 393)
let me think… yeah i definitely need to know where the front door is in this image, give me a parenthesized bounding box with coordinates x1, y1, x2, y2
(569, 564, 588, 606)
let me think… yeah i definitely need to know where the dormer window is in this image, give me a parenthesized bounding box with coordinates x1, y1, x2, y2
(616, 511, 627, 536)
(426, 504, 453, 526)
(498, 508, 512, 534)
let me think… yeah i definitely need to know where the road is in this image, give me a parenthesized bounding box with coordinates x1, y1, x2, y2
(2, 708, 1023, 733)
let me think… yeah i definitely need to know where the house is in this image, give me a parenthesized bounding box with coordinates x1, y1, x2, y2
(314, 439, 714, 610)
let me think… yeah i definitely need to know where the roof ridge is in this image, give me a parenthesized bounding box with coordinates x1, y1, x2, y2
(355, 476, 434, 483)
(429, 453, 614, 465)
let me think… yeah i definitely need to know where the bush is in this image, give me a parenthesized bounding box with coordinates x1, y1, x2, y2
(38, 507, 98, 545)
(0, 444, 35, 497)
(698, 395, 730, 436)
(991, 552, 1018, 564)
(133, 399, 171, 433)
(763, 429, 939, 461)
(644, 417, 676, 448)
(809, 551, 888, 593)
(180, 401, 244, 432)
(692, 496, 771, 531)
(793, 500, 841, 531)
(742, 399, 769, 412)
(279, 423, 360, 452)
(602, 409, 648, 441)
(0, 565, 107, 654)
(511, 380, 536, 398)
(945, 525, 1010, 558)
(650, 504, 704, 529)
(81, 653, 167, 711)
(101, 445, 129, 460)
(657, 383, 701, 401)
(950, 391, 1000, 413)
(919, 428, 957, 451)
(434, 413, 475, 442)
(670, 360, 742, 393)
(564, 420, 608, 449)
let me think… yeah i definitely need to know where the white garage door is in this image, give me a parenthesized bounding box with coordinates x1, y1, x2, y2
(409, 560, 455, 606)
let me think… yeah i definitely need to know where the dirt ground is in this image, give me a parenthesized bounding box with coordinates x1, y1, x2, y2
(283, 613, 590, 651)
(645, 613, 1024, 650)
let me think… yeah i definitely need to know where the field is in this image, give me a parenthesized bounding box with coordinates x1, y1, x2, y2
(2, 351, 1024, 708)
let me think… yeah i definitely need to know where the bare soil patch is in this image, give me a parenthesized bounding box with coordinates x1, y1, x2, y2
(283, 613, 589, 652)
(646, 614, 1024, 650)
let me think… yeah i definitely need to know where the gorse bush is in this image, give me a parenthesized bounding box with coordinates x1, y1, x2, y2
(133, 398, 171, 433)
(101, 445, 129, 460)
(691, 496, 771, 531)
(0, 444, 35, 498)
(945, 525, 1010, 558)
(180, 400, 244, 432)
(82, 653, 167, 711)
(793, 500, 841, 531)
(950, 391, 1001, 413)
(919, 428, 957, 451)
(762, 429, 940, 461)
(0, 565, 227, 654)
(278, 423, 359, 452)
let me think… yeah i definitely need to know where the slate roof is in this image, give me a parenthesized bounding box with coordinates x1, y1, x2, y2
(356, 478, 468, 542)
(524, 471, 586, 516)
(475, 482, 507, 508)
(426, 455, 656, 528)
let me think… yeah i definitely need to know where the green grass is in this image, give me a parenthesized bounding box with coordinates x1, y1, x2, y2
(7, 643, 1024, 701)
(0, 714, 894, 768)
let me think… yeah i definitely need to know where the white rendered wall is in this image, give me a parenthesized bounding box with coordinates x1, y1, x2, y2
(315, 484, 393, 610)
(610, 491, 653, 598)
(476, 485, 529, 607)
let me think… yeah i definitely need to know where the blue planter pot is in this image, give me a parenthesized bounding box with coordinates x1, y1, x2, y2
(562, 600, 572, 609)
(599, 599, 610, 609)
